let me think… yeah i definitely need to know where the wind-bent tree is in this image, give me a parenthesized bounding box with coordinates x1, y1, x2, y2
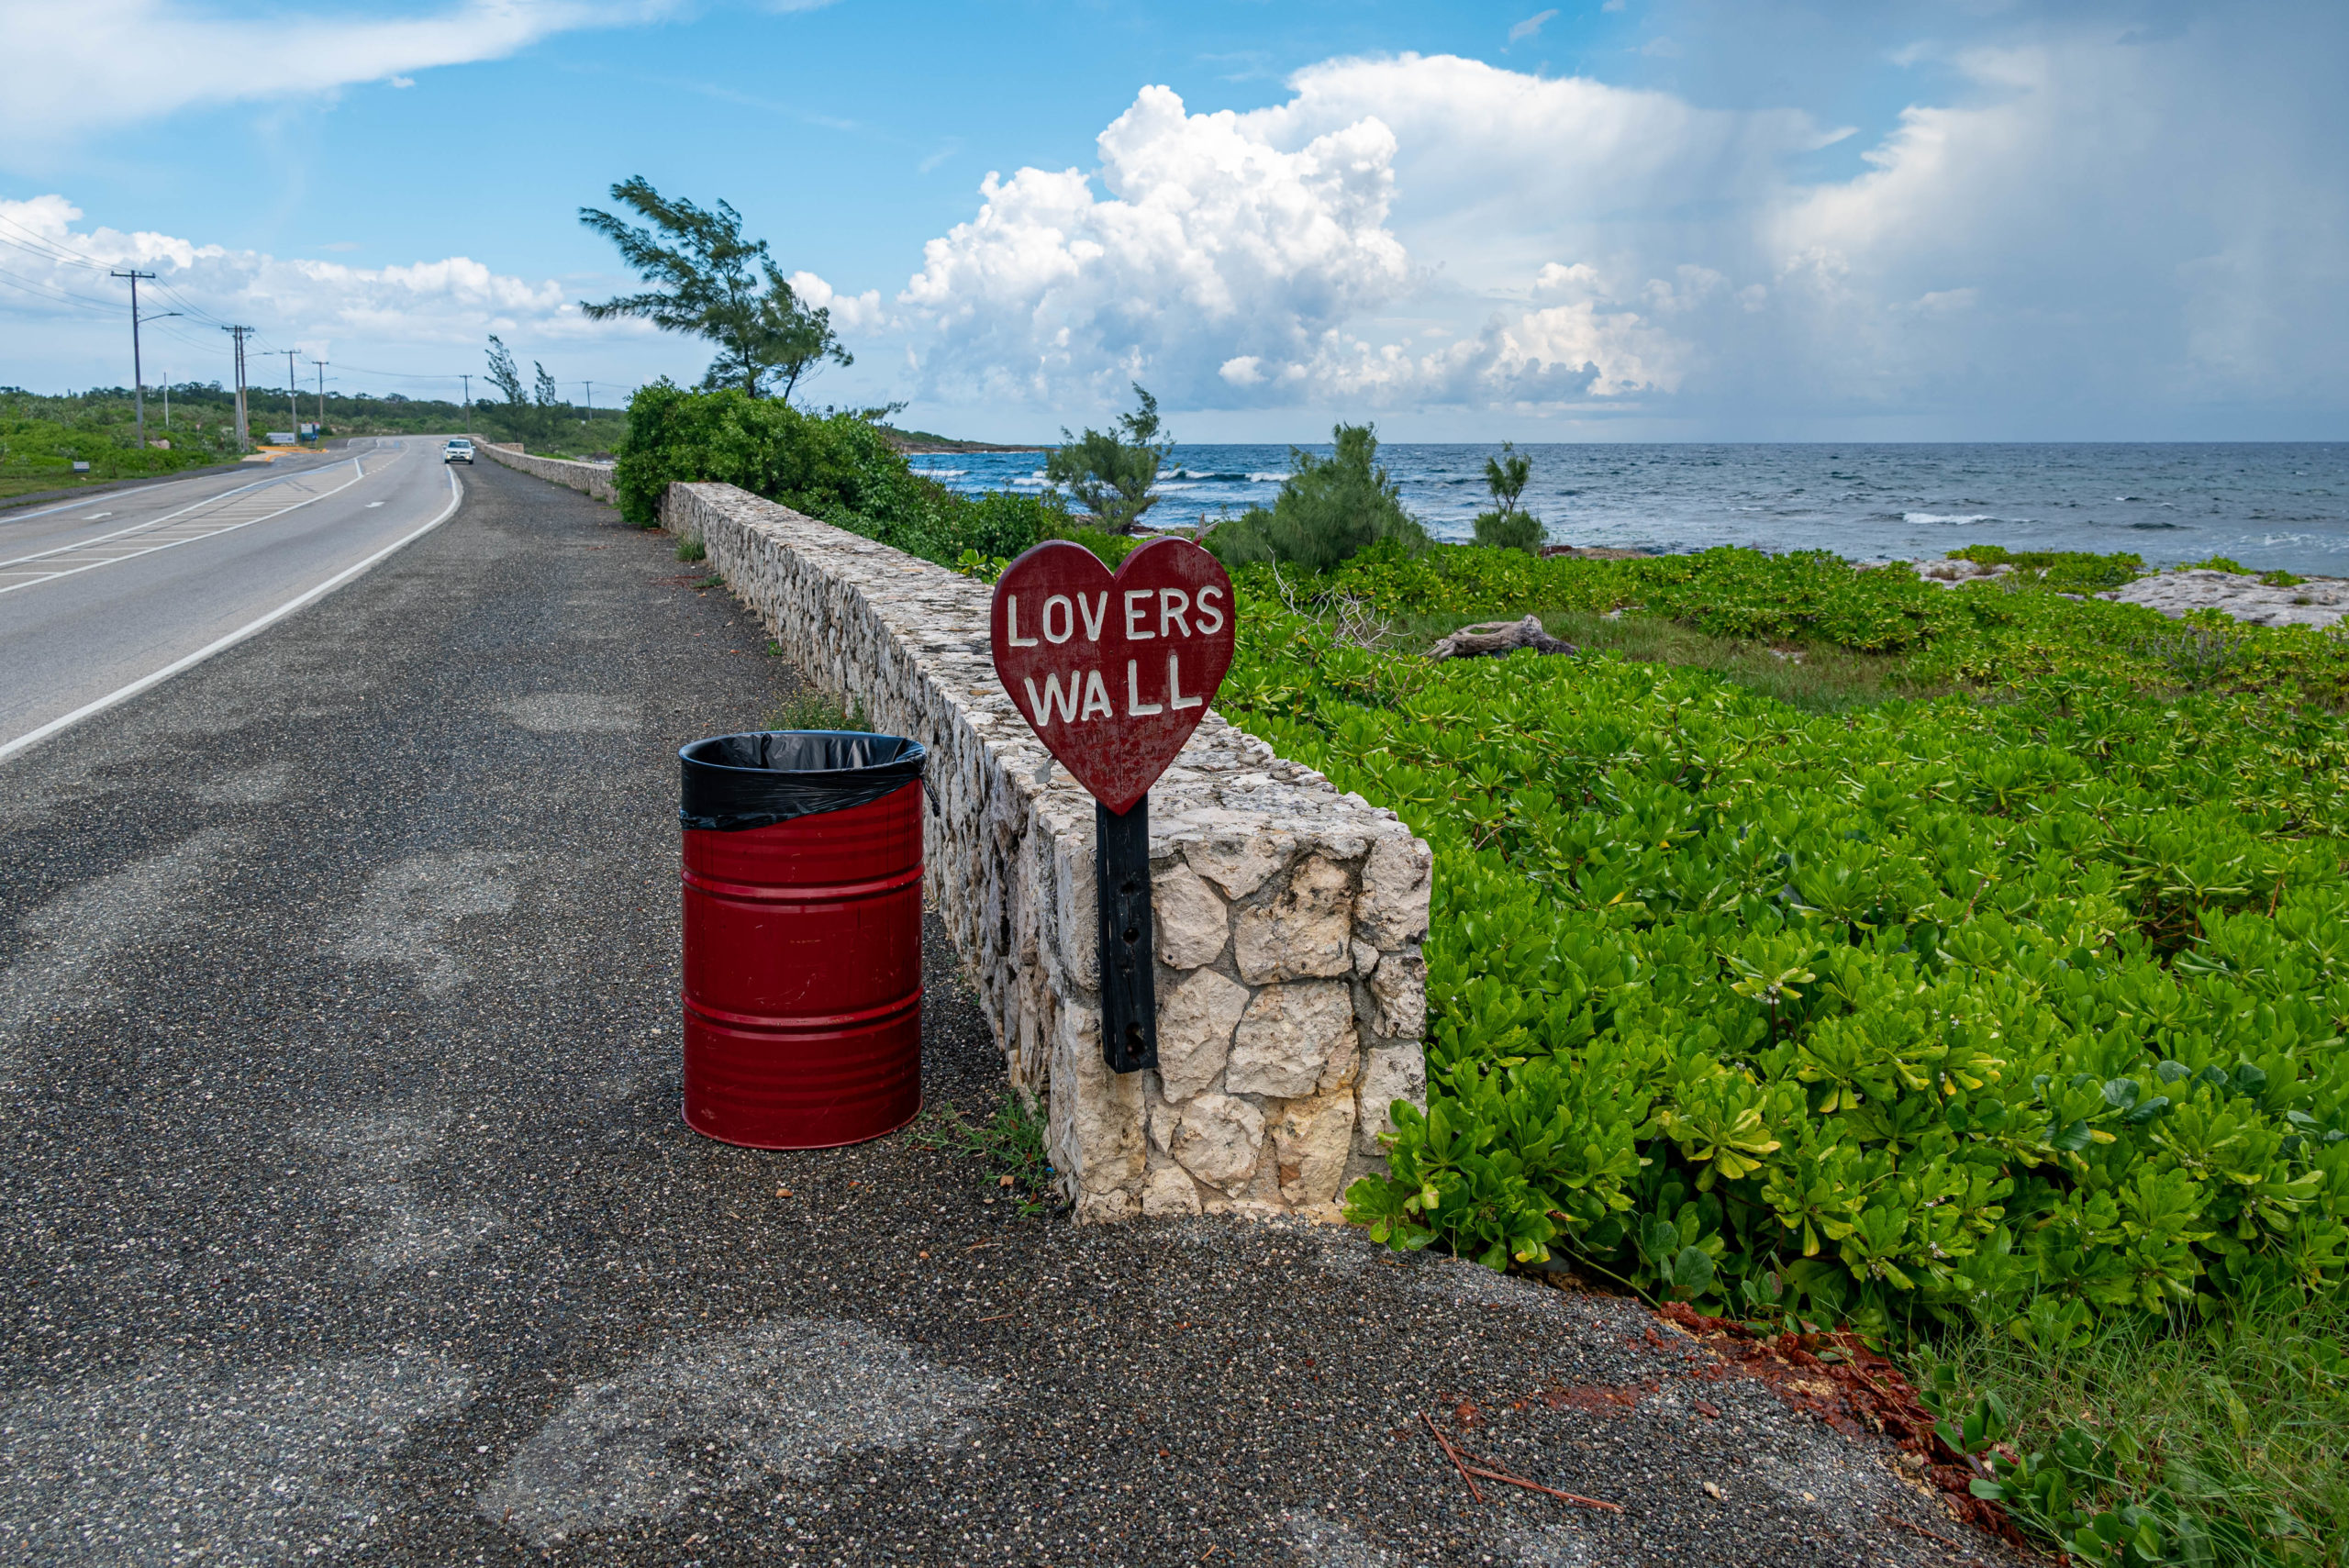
(578, 177, 851, 400)
(1044, 384, 1173, 533)
(484, 334, 535, 442)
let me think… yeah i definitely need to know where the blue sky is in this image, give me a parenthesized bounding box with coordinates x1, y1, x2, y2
(3, 0, 2343, 441)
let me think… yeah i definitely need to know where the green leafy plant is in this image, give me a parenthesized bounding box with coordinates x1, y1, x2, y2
(905, 1094, 1059, 1215)
(612, 384, 1068, 566)
(1472, 441, 1544, 553)
(1213, 541, 2349, 1561)
(770, 688, 870, 732)
(674, 534, 707, 562)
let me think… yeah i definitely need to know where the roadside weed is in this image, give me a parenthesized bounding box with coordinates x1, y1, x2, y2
(769, 689, 871, 733)
(905, 1095, 1057, 1216)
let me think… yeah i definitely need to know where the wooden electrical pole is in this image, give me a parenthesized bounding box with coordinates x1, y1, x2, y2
(111, 269, 156, 445)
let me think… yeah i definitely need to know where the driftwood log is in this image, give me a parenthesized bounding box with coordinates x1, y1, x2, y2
(1426, 615, 1577, 661)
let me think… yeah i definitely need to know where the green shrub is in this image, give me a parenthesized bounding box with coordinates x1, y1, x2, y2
(1947, 544, 2144, 595)
(1204, 423, 1429, 572)
(2184, 556, 2251, 575)
(1222, 608, 2349, 1330)
(1218, 544, 2349, 1563)
(1472, 508, 1544, 553)
(614, 382, 1065, 566)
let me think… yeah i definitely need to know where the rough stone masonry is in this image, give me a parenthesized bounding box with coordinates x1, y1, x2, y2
(661, 482, 1432, 1222)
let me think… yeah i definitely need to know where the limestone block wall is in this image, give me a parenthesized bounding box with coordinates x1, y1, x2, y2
(473, 439, 619, 506)
(662, 483, 1431, 1222)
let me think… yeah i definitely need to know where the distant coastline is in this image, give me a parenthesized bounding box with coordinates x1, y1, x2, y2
(878, 426, 1044, 454)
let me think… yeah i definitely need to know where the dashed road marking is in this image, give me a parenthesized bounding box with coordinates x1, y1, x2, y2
(0, 449, 401, 595)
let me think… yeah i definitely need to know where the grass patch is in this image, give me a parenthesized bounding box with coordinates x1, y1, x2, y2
(1920, 1296, 2348, 1564)
(903, 1094, 1058, 1216)
(1397, 608, 1916, 712)
(674, 534, 707, 562)
(768, 688, 871, 733)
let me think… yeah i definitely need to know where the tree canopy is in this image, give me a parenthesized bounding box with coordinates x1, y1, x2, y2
(578, 177, 851, 401)
(1043, 383, 1172, 533)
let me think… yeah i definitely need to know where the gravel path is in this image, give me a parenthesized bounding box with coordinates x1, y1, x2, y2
(0, 458, 2007, 1567)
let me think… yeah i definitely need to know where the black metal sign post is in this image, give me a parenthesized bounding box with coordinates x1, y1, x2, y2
(1095, 794, 1158, 1073)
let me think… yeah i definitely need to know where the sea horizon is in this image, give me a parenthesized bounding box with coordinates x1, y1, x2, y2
(910, 440, 2349, 575)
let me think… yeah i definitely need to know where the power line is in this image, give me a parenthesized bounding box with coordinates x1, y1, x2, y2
(0, 264, 120, 314)
(0, 213, 109, 270)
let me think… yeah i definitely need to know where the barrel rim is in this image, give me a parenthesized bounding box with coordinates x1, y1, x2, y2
(677, 728, 926, 780)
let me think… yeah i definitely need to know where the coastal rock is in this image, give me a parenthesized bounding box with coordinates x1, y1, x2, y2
(2102, 569, 2349, 629)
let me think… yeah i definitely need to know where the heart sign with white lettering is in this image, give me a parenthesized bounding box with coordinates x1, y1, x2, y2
(990, 538, 1236, 815)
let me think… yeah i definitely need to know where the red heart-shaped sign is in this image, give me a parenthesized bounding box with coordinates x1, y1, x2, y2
(990, 538, 1237, 815)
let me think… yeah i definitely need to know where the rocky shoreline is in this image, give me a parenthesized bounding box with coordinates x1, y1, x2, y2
(1895, 555, 2349, 628)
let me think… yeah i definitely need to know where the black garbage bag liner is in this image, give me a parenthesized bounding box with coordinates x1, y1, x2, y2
(679, 730, 927, 831)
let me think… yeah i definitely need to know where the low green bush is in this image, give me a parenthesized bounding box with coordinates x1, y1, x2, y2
(1472, 508, 1544, 553)
(1217, 541, 2349, 1564)
(1947, 544, 2144, 595)
(614, 383, 1065, 565)
(1205, 423, 1430, 572)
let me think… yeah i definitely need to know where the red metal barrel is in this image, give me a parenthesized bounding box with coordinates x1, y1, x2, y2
(679, 732, 925, 1149)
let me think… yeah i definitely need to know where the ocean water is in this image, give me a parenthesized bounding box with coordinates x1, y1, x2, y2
(907, 443, 2349, 574)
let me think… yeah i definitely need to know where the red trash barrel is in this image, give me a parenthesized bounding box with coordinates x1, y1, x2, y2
(678, 729, 926, 1149)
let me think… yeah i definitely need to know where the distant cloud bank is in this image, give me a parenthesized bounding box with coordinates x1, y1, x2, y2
(3, 2, 2342, 436)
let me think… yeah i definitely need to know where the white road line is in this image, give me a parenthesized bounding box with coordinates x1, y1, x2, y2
(0, 456, 345, 526)
(0, 458, 377, 595)
(0, 466, 465, 766)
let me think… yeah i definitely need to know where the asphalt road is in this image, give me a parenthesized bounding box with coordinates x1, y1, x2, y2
(0, 439, 462, 760)
(0, 456, 2005, 1567)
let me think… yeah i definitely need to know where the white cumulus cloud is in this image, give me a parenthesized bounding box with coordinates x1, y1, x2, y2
(896, 83, 1411, 408)
(879, 19, 2345, 435)
(0, 193, 634, 389)
(0, 0, 673, 150)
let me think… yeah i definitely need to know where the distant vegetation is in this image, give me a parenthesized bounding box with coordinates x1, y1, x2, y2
(1, 385, 242, 501)
(613, 383, 1066, 564)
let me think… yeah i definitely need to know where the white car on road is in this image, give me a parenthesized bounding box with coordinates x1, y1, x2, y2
(443, 439, 475, 464)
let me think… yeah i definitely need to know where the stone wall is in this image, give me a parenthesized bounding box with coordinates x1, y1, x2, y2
(473, 439, 619, 506)
(662, 483, 1431, 1223)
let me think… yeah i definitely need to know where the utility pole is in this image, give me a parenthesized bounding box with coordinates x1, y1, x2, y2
(284, 350, 299, 447)
(162, 373, 170, 430)
(222, 326, 253, 453)
(583, 380, 593, 425)
(311, 359, 328, 446)
(459, 373, 472, 434)
(111, 269, 157, 445)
